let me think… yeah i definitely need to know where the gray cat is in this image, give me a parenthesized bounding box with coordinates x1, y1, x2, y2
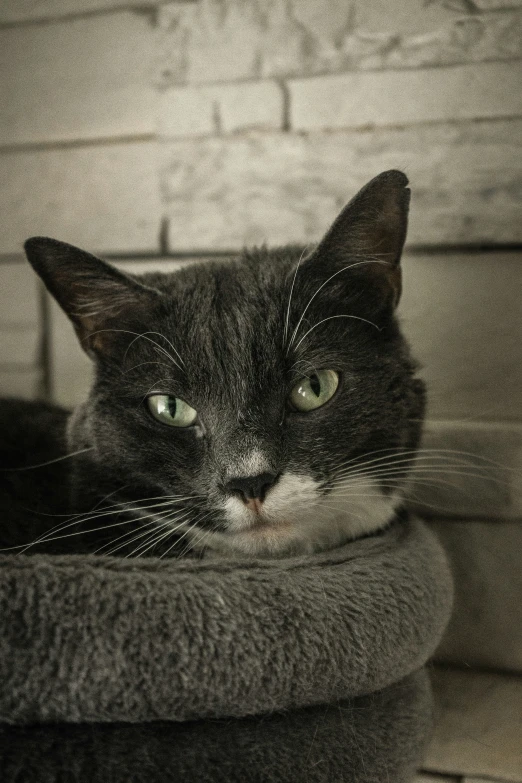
(0, 170, 425, 558)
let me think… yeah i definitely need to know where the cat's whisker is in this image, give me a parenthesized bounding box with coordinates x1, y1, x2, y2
(139, 379, 181, 405)
(157, 520, 202, 560)
(16, 498, 191, 549)
(283, 245, 312, 350)
(141, 330, 185, 369)
(331, 446, 518, 475)
(123, 360, 171, 376)
(93, 503, 197, 555)
(171, 514, 215, 559)
(0, 446, 94, 472)
(287, 258, 389, 353)
(86, 328, 183, 373)
(94, 520, 160, 556)
(328, 474, 499, 504)
(125, 525, 177, 559)
(123, 330, 185, 371)
(332, 457, 502, 479)
(14, 499, 200, 554)
(332, 466, 512, 488)
(177, 531, 205, 560)
(96, 506, 199, 557)
(130, 510, 204, 559)
(292, 314, 380, 353)
(329, 455, 515, 487)
(121, 512, 195, 558)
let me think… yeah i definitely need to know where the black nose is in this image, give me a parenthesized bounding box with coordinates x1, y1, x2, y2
(224, 472, 279, 504)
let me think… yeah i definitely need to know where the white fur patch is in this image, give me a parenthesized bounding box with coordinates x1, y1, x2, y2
(202, 472, 400, 558)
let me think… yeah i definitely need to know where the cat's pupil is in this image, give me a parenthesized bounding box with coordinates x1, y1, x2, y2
(168, 398, 177, 417)
(310, 374, 321, 397)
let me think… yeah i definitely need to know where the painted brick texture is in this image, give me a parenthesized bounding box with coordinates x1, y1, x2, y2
(158, 81, 285, 138)
(289, 63, 522, 130)
(161, 120, 522, 250)
(156, 0, 522, 86)
(1, 0, 520, 254)
(0, 11, 156, 147)
(0, 143, 161, 255)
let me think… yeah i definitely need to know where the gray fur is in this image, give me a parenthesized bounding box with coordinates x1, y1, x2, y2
(8, 170, 425, 559)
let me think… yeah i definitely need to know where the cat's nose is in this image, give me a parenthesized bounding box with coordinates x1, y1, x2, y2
(224, 472, 279, 504)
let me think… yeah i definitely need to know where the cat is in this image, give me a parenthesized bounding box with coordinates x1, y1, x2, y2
(0, 170, 425, 559)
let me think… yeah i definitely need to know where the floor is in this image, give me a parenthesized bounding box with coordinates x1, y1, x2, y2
(416, 666, 522, 783)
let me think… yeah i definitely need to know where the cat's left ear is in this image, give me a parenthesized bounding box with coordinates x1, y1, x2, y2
(24, 237, 159, 357)
(311, 170, 410, 308)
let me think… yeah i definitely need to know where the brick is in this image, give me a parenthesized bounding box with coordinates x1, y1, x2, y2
(156, 0, 356, 85)
(464, 779, 518, 783)
(463, 780, 514, 783)
(433, 520, 522, 673)
(355, 0, 455, 36)
(426, 668, 522, 780)
(0, 1, 159, 24)
(400, 253, 522, 422)
(0, 142, 161, 255)
(158, 81, 284, 138)
(385, 10, 522, 68)
(0, 12, 155, 146)
(161, 120, 522, 250)
(289, 62, 522, 132)
(156, 0, 522, 87)
(473, 0, 522, 9)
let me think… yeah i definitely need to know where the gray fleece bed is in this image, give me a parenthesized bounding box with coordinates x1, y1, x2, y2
(0, 515, 452, 782)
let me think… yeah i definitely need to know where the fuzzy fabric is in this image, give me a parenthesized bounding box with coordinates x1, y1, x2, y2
(0, 516, 452, 782)
(0, 671, 432, 783)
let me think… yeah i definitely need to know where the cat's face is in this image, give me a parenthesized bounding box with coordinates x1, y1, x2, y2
(25, 170, 425, 558)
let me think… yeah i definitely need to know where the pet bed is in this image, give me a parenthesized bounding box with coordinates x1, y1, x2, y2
(0, 514, 452, 782)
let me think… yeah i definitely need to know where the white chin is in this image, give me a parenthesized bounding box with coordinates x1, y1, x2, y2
(199, 472, 401, 558)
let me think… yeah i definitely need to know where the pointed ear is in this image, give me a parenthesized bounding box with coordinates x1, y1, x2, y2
(314, 170, 410, 307)
(24, 237, 159, 357)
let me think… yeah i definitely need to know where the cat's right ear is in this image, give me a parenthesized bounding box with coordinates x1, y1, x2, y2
(24, 237, 159, 357)
(307, 170, 410, 310)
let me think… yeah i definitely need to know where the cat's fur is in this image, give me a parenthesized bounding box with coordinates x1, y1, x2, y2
(0, 170, 425, 558)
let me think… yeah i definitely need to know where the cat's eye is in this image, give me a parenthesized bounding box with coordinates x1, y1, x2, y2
(147, 394, 198, 428)
(289, 370, 339, 412)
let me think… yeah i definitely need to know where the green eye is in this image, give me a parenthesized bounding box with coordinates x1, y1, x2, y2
(289, 370, 339, 412)
(147, 394, 198, 428)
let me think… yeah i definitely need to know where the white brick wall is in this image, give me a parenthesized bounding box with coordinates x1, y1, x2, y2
(156, 0, 522, 83)
(0, 1, 159, 25)
(0, 142, 161, 255)
(0, 0, 520, 256)
(289, 62, 522, 131)
(161, 121, 522, 250)
(158, 80, 285, 138)
(0, 11, 155, 147)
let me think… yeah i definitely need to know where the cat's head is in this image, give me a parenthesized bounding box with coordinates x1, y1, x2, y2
(25, 170, 425, 558)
